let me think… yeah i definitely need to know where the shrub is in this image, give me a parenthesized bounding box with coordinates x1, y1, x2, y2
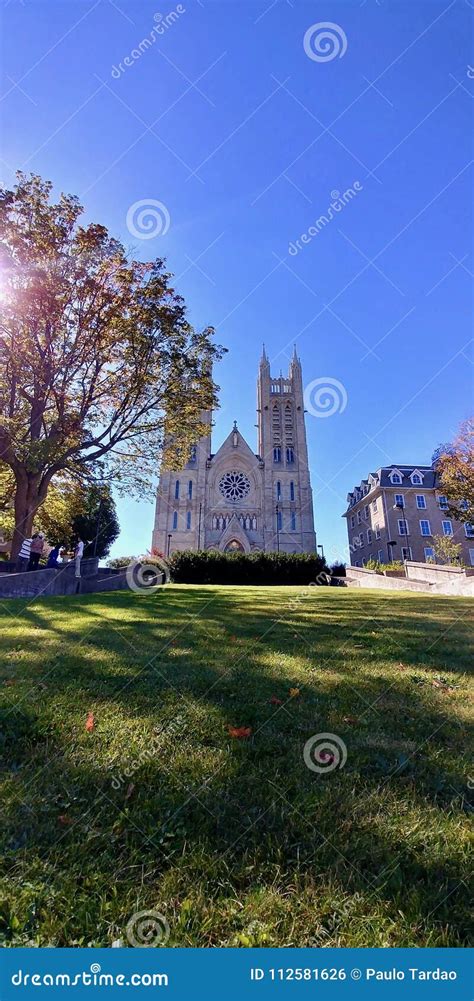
(106, 555, 137, 569)
(168, 550, 328, 585)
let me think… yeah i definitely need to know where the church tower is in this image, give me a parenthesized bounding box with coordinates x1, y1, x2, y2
(257, 346, 316, 553)
(152, 349, 317, 556)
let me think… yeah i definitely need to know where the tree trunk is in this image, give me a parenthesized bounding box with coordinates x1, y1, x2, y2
(10, 475, 42, 560)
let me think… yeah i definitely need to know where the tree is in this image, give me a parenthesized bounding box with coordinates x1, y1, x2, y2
(38, 481, 119, 559)
(432, 418, 474, 523)
(0, 173, 223, 557)
(431, 534, 462, 566)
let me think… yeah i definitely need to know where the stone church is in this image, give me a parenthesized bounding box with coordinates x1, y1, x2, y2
(152, 348, 317, 555)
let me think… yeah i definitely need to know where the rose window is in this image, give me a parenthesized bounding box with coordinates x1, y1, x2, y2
(218, 471, 251, 501)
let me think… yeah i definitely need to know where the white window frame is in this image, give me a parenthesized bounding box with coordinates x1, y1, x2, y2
(469, 548, 474, 566)
(464, 523, 474, 539)
(389, 469, 403, 484)
(424, 547, 435, 561)
(377, 549, 384, 562)
(375, 524, 381, 540)
(401, 546, 412, 561)
(364, 505, 369, 520)
(372, 499, 378, 513)
(359, 532, 365, 547)
(416, 494, 426, 509)
(398, 519, 409, 536)
(419, 519, 431, 537)
(410, 469, 424, 485)
(367, 528, 372, 544)
(442, 520, 453, 536)
(357, 510, 362, 524)
(350, 515, 355, 528)
(394, 493, 405, 508)
(437, 494, 449, 510)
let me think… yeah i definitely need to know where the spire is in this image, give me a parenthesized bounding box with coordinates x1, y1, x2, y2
(260, 343, 269, 369)
(289, 344, 301, 375)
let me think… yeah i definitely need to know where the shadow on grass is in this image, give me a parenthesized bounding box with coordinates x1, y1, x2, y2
(0, 587, 472, 946)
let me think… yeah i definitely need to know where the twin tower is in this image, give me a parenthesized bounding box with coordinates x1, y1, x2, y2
(152, 348, 317, 555)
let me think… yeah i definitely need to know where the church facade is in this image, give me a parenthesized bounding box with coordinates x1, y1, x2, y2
(152, 349, 317, 556)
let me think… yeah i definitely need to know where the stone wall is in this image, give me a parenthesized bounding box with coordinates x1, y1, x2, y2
(0, 560, 129, 599)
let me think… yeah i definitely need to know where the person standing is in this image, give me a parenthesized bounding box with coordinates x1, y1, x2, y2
(16, 536, 31, 573)
(74, 537, 84, 578)
(28, 533, 45, 570)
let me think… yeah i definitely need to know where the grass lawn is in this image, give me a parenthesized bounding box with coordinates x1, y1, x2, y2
(0, 585, 472, 948)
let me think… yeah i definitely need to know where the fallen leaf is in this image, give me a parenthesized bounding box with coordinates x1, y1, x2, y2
(58, 814, 73, 826)
(227, 725, 252, 738)
(289, 688, 300, 698)
(342, 715, 358, 725)
(125, 783, 135, 801)
(269, 695, 283, 705)
(85, 712, 95, 732)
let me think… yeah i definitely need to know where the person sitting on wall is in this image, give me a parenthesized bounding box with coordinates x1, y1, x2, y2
(46, 544, 61, 569)
(28, 533, 45, 570)
(16, 536, 32, 573)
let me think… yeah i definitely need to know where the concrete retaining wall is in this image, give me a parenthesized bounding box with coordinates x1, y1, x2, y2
(345, 568, 429, 592)
(0, 561, 129, 599)
(346, 563, 473, 596)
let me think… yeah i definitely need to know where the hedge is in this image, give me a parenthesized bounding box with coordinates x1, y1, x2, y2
(168, 550, 328, 585)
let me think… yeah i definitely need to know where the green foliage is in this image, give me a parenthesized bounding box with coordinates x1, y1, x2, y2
(0, 172, 223, 555)
(431, 535, 463, 566)
(168, 550, 328, 585)
(329, 561, 346, 577)
(106, 556, 136, 569)
(432, 417, 474, 523)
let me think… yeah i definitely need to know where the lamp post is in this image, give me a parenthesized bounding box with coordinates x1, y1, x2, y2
(387, 540, 397, 563)
(393, 501, 409, 560)
(317, 544, 325, 560)
(167, 533, 172, 557)
(275, 503, 280, 552)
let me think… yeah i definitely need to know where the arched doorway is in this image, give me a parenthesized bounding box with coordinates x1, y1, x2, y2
(224, 539, 244, 552)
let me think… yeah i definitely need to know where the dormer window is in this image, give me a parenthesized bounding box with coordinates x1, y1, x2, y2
(410, 469, 424, 485)
(389, 469, 403, 485)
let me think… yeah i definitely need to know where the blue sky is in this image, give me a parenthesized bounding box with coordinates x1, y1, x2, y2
(1, 0, 473, 562)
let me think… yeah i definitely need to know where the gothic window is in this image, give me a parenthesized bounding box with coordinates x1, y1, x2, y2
(276, 481, 281, 500)
(172, 511, 178, 530)
(284, 402, 293, 445)
(218, 471, 251, 501)
(291, 511, 296, 531)
(277, 510, 282, 530)
(290, 481, 295, 501)
(188, 480, 193, 499)
(286, 447, 295, 464)
(272, 404, 281, 445)
(186, 511, 191, 530)
(174, 480, 180, 500)
(189, 446, 197, 462)
(273, 447, 281, 463)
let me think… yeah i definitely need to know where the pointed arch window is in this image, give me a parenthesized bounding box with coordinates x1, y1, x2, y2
(272, 404, 281, 446)
(186, 511, 192, 530)
(174, 480, 180, 500)
(273, 447, 281, 463)
(284, 402, 293, 445)
(172, 511, 178, 530)
(276, 481, 282, 500)
(290, 481, 295, 501)
(188, 480, 193, 499)
(291, 511, 296, 531)
(286, 447, 295, 464)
